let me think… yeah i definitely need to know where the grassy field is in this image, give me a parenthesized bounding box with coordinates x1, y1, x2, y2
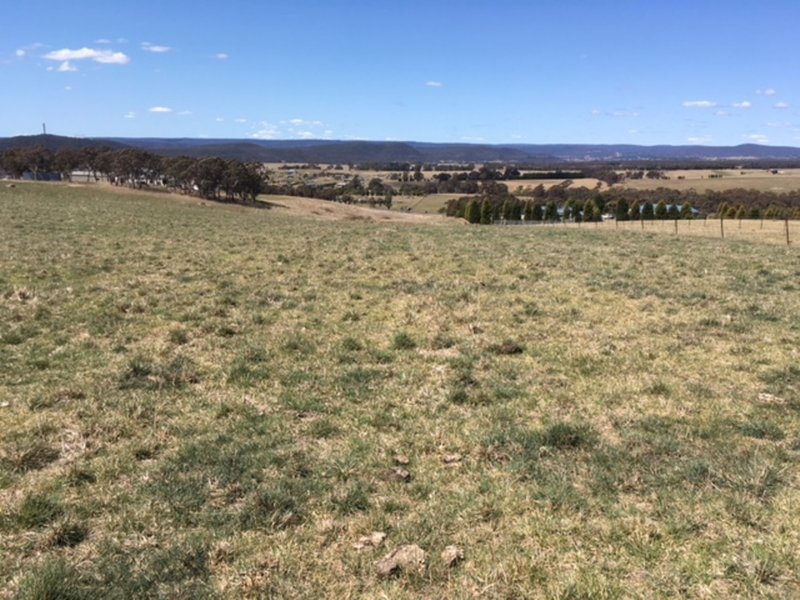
(619, 169, 800, 193)
(1, 183, 799, 598)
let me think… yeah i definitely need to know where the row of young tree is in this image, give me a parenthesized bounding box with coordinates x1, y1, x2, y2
(448, 192, 800, 224)
(0, 146, 268, 205)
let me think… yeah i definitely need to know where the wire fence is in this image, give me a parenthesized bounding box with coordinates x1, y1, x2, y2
(505, 217, 796, 247)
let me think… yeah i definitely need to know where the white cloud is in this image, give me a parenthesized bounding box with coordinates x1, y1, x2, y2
(425, 80, 443, 88)
(215, 117, 224, 122)
(96, 38, 112, 44)
(178, 110, 192, 116)
(744, 133, 769, 143)
(774, 101, 790, 109)
(732, 101, 752, 108)
(44, 47, 130, 65)
(15, 49, 25, 57)
(591, 108, 640, 117)
(148, 106, 173, 113)
(234, 118, 247, 123)
(756, 88, 777, 96)
(682, 100, 717, 108)
(296, 131, 314, 139)
(767, 121, 792, 128)
(142, 42, 171, 53)
(124, 111, 136, 119)
(460, 136, 485, 142)
(252, 121, 280, 139)
(323, 129, 334, 138)
(215, 53, 229, 60)
(687, 136, 712, 143)
(286, 118, 322, 127)
(715, 110, 730, 117)
(64, 86, 72, 91)
(57, 61, 77, 72)
(628, 129, 639, 134)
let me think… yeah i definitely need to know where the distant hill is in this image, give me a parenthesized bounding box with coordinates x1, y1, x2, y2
(4, 134, 800, 164)
(0, 134, 129, 152)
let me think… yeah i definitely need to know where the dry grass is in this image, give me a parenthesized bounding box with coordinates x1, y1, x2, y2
(1, 182, 799, 598)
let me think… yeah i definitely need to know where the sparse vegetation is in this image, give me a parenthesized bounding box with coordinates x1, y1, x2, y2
(1, 181, 799, 598)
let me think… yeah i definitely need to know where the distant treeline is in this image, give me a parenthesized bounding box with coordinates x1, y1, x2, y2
(0, 146, 267, 205)
(445, 181, 800, 223)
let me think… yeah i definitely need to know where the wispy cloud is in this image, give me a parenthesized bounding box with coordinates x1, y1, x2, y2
(425, 81, 443, 88)
(57, 61, 77, 72)
(252, 121, 279, 139)
(148, 106, 173, 113)
(732, 101, 752, 108)
(756, 88, 777, 96)
(774, 101, 790, 109)
(286, 118, 322, 127)
(142, 42, 171, 53)
(215, 53, 229, 60)
(687, 136, 712, 144)
(96, 38, 112, 44)
(124, 111, 136, 119)
(15, 49, 26, 57)
(234, 118, 247, 124)
(591, 108, 640, 117)
(177, 110, 192, 116)
(44, 47, 130, 65)
(682, 100, 717, 108)
(744, 133, 769, 143)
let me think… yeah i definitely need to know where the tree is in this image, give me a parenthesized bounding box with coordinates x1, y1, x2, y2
(629, 200, 641, 220)
(480, 199, 493, 224)
(501, 197, 513, 221)
(615, 197, 630, 221)
(667, 203, 680, 220)
(54, 148, 82, 182)
(583, 199, 597, 222)
(544, 200, 559, 222)
(655, 199, 668, 220)
(464, 199, 480, 223)
(641, 201, 654, 220)
(680, 202, 694, 219)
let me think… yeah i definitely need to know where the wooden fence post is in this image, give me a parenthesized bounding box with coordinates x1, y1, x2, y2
(720, 216, 725, 239)
(786, 217, 791, 246)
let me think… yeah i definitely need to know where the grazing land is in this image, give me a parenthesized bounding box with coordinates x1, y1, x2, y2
(1, 182, 799, 598)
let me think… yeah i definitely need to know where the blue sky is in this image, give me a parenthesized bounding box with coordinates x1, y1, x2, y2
(2, 0, 799, 146)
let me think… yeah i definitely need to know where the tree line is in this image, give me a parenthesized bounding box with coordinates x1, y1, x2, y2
(446, 182, 800, 223)
(1, 146, 267, 205)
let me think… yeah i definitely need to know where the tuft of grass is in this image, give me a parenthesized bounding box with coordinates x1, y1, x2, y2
(119, 354, 199, 390)
(14, 558, 86, 600)
(391, 331, 417, 350)
(12, 491, 63, 529)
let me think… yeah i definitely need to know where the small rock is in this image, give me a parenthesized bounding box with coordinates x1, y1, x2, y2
(0, 401, 9, 408)
(353, 531, 386, 550)
(387, 466, 411, 482)
(440, 545, 464, 568)
(376, 544, 427, 577)
(393, 454, 410, 465)
(443, 453, 462, 464)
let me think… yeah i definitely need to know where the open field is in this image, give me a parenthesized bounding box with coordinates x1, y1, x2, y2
(619, 169, 800, 193)
(2, 182, 799, 598)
